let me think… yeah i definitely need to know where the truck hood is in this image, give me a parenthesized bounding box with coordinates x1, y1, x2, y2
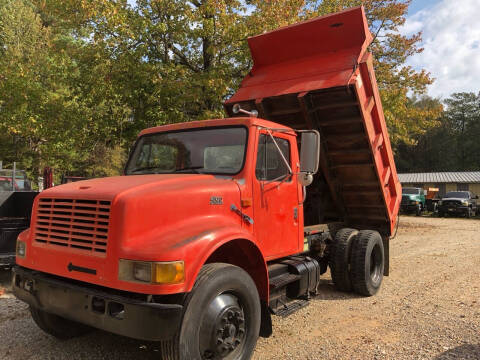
(23, 173, 244, 293)
(40, 174, 234, 201)
(35, 173, 243, 257)
(402, 194, 420, 201)
(441, 197, 467, 202)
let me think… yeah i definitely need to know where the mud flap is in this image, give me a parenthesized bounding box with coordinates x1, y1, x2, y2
(383, 237, 389, 276)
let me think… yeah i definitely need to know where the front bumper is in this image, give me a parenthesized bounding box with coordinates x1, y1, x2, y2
(12, 266, 183, 341)
(438, 205, 468, 215)
(400, 204, 419, 212)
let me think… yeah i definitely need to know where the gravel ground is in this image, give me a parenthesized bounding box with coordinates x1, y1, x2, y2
(0, 216, 479, 359)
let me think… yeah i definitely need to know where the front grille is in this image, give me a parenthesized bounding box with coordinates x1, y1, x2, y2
(401, 195, 410, 205)
(34, 198, 111, 256)
(443, 200, 461, 207)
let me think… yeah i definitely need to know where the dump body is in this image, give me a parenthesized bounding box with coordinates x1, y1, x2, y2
(225, 6, 401, 236)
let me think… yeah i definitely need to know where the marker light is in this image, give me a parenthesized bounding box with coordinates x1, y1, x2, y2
(16, 240, 26, 258)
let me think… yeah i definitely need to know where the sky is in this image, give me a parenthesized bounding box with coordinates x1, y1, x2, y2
(402, 0, 480, 99)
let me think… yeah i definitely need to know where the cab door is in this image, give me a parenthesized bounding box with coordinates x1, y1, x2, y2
(253, 131, 300, 260)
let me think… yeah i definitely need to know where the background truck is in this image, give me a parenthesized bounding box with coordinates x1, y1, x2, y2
(401, 187, 426, 216)
(0, 164, 37, 268)
(438, 191, 478, 218)
(12, 7, 401, 360)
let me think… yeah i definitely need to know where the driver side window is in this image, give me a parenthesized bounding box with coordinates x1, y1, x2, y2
(255, 134, 291, 181)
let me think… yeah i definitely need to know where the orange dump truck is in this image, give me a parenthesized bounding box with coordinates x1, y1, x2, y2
(13, 7, 400, 360)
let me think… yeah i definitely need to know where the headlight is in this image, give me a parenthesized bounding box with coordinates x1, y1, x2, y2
(410, 200, 419, 205)
(462, 200, 469, 206)
(16, 240, 26, 258)
(118, 259, 185, 284)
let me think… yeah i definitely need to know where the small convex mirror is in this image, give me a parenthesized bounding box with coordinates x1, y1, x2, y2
(300, 131, 320, 174)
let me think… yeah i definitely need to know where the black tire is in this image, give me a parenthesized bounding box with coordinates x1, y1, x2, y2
(438, 211, 444, 217)
(415, 204, 421, 216)
(466, 208, 472, 218)
(29, 306, 92, 340)
(329, 228, 358, 292)
(161, 263, 261, 360)
(350, 230, 385, 296)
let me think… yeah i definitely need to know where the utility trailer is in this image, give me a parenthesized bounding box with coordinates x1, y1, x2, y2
(0, 192, 37, 268)
(13, 7, 400, 360)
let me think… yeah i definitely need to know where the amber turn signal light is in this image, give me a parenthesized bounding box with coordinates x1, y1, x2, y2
(119, 260, 185, 284)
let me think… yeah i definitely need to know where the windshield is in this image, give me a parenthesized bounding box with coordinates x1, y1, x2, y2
(402, 188, 420, 195)
(125, 126, 248, 175)
(444, 191, 469, 199)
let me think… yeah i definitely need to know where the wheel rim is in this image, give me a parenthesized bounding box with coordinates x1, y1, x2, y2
(199, 293, 246, 360)
(369, 243, 383, 285)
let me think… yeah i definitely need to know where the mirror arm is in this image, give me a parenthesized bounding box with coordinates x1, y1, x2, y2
(266, 130, 292, 174)
(301, 185, 307, 204)
(262, 173, 292, 187)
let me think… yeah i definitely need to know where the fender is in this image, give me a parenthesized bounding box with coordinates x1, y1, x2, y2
(117, 214, 268, 297)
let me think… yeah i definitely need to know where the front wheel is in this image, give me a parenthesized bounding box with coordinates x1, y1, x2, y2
(350, 230, 385, 296)
(466, 208, 472, 218)
(415, 204, 422, 216)
(161, 263, 261, 360)
(29, 306, 92, 339)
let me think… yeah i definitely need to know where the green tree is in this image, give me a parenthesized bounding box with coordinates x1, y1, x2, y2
(1, 0, 445, 180)
(395, 93, 480, 172)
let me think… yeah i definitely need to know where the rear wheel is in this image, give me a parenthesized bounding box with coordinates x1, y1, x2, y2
(350, 230, 385, 296)
(29, 306, 92, 339)
(161, 263, 261, 360)
(329, 228, 358, 292)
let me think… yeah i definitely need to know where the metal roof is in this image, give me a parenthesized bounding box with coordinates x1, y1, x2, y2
(398, 172, 480, 184)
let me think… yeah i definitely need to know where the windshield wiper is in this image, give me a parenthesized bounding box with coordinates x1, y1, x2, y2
(129, 166, 161, 174)
(174, 166, 204, 173)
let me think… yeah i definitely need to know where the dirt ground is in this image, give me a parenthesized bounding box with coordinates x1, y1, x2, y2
(0, 216, 479, 359)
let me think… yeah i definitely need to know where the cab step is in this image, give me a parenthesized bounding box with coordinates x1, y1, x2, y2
(274, 299, 309, 317)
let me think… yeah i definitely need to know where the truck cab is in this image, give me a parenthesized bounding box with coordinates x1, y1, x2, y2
(12, 7, 400, 360)
(401, 187, 426, 216)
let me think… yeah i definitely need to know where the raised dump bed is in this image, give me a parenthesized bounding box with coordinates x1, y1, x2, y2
(225, 6, 401, 236)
